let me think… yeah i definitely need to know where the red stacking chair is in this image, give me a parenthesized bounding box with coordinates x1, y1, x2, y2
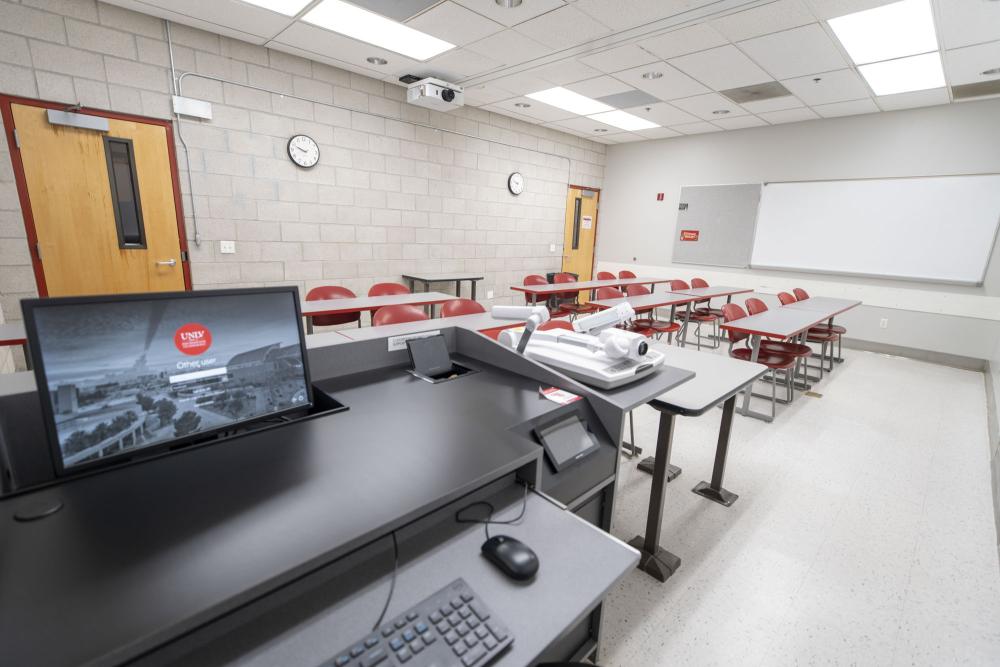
(372, 304, 428, 326)
(441, 298, 485, 317)
(745, 297, 813, 384)
(523, 274, 570, 318)
(539, 319, 574, 331)
(670, 279, 719, 350)
(691, 277, 725, 318)
(794, 288, 847, 367)
(722, 303, 795, 420)
(625, 284, 680, 342)
(595, 286, 654, 338)
(306, 286, 361, 328)
(777, 292, 796, 305)
(596, 271, 616, 281)
(618, 270, 636, 279)
(368, 282, 410, 297)
(554, 272, 599, 319)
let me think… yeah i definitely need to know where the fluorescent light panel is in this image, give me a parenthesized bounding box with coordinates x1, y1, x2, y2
(303, 0, 455, 61)
(240, 0, 312, 16)
(828, 0, 938, 65)
(526, 87, 613, 116)
(858, 52, 945, 96)
(587, 110, 659, 131)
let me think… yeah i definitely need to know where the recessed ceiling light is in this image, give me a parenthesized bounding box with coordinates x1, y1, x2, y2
(495, 0, 523, 6)
(593, 128, 608, 133)
(642, 71, 663, 80)
(828, 0, 938, 66)
(982, 67, 1000, 76)
(587, 110, 659, 131)
(858, 51, 945, 95)
(240, 0, 312, 15)
(366, 56, 388, 65)
(712, 109, 730, 115)
(304, 0, 455, 61)
(526, 87, 613, 115)
(514, 102, 531, 108)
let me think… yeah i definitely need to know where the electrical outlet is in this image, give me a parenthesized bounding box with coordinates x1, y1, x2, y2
(220, 240, 236, 254)
(486, 290, 494, 299)
(879, 318, 888, 329)
(549, 244, 556, 252)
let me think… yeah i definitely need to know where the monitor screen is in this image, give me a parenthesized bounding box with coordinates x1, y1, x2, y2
(23, 288, 312, 474)
(534, 414, 600, 472)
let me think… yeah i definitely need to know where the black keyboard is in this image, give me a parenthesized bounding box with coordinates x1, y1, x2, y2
(325, 578, 513, 667)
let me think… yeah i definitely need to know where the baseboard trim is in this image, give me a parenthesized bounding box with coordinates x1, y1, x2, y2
(842, 338, 987, 371)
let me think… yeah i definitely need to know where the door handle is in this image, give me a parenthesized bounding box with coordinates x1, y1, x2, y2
(156, 259, 177, 267)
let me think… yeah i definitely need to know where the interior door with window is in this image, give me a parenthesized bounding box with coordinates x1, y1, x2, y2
(5, 99, 189, 297)
(562, 186, 599, 301)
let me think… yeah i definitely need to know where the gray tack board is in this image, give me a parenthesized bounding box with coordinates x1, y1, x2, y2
(671, 183, 761, 268)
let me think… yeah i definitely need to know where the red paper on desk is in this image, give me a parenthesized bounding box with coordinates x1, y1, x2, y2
(540, 387, 582, 405)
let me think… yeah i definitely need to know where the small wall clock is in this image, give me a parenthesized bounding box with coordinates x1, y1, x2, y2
(508, 171, 525, 196)
(287, 134, 320, 168)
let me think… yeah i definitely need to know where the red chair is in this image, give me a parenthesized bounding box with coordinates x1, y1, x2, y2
(596, 271, 616, 281)
(372, 304, 428, 326)
(553, 272, 599, 319)
(793, 287, 847, 366)
(306, 286, 361, 328)
(691, 277, 725, 318)
(745, 297, 813, 381)
(539, 319, 573, 331)
(368, 282, 410, 297)
(792, 287, 809, 301)
(618, 270, 636, 279)
(625, 284, 680, 342)
(595, 287, 655, 338)
(777, 292, 796, 305)
(670, 279, 719, 349)
(722, 303, 795, 420)
(523, 274, 570, 317)
(442, 298, 485, 317)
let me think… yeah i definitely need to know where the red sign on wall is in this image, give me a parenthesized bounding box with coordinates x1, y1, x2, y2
(679, 230, 700, 242)
(174, 322, 212, 355)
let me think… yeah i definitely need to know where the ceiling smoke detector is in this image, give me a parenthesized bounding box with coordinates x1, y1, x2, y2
(495, 0, 523, 7)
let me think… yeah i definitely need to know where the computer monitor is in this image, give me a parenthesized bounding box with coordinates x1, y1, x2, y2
(21, 287, 312, 475)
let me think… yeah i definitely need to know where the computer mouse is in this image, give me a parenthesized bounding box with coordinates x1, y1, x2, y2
(481, 535, 539, 581)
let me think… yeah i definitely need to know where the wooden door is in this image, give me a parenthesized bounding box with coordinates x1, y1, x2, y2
(6, 100, 189, 296)
(562, 185, 599, 301)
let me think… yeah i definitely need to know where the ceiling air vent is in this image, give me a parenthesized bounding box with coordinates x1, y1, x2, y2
(720, 81, 793, 104)
(951, 80, 1000, 100)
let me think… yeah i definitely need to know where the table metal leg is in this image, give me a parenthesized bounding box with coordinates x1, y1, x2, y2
(740, 335, 761, 416)
(692, 395, 738, 506)
(471, 281, 477, 301)
(677, 302, 692, 348)
(621, 410, 643, 458)
(306, 317, 314, 334)
(455, 280, 461, 298)
(628, 410, 682, 582)
(22, 343, 32, 371)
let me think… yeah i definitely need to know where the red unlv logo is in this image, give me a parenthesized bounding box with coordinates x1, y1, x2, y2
(174, 323, 212, 355)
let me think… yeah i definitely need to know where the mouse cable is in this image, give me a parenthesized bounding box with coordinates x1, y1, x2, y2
(455, 482, 530, 540)
(370, 531, 399, 633)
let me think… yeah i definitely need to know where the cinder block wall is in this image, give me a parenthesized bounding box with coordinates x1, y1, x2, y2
(0, 0, 607, 348)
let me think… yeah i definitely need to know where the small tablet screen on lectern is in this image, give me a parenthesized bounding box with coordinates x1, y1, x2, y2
(406, 334, 454, 379)
(534, 414, 600, 472)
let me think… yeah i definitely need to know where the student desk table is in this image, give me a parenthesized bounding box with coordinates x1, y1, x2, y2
(0, 322, 29, 370)
(301, 292, 454, 333)
(668, 285, 753, 302)
(783, 297, 860, 364)
(628, 344, 767, 582)
(336, 312, 525, 342)
(511, 277, 674, 305)
(401, 273, 484, 300)
(589, 292, 701, 347)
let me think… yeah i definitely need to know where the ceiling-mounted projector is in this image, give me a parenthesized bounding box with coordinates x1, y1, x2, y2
(406, 77, 464, 111)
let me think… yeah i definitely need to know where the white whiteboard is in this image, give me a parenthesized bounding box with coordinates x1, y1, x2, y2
(750, 175, 1000, 285)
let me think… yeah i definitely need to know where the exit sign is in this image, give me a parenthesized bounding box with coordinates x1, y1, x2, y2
(679, 230, 699, 242)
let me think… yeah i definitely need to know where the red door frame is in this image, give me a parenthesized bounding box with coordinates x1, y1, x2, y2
(0, 94, 193, 296)
(566, 184, 601, 279)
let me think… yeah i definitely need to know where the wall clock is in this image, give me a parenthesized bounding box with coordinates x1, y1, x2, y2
(287, 134, 320, 168)
(508, 171, 525, 196)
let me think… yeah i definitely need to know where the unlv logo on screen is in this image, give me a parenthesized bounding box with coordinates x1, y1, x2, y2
(174, 323, 212, 355)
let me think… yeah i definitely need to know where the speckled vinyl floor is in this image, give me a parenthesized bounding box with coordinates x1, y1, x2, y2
(599, 349, 1000, 666)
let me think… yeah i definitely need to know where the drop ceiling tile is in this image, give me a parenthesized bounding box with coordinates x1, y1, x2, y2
(669, 45, 773, 90)
(573, 0, 697, 31)
(466, 29, 553, 65)
(944, 41, 1000, 86)
(803, 0, 897, 21)
(272, 22, 423, 77)
(489, 71, 558, 96)
(875, 87, 950, 111)
(567, 75, 635, 98)
(670, 121, 722, 134)
(936, 0, 1000, 50)
(638, 23, 729, 60)
(598, 90, 660, 108)
(106, 0, 289, 43)
(485, 96, 575, 122)
(480, 104, 538, 125)
(551, 115, 626, 135)
(671, 92, 749, 120)
(741, 94, 805, 113)
(622, 102, 699, 126)
(604, 132, 648, 143)
(738, 24, 848, 80)
(710, 0, 815, 42)
(580, 44, 659, 74)
(758, 107, 819, 124)
(514, 5, 612, 51)
(343, 0, 440, 22)
(462, 81, 519, 105)
(406, 2, 504, 47)
(712, 114, 769, 130)
(269, 41, 387, 80)
(424, 48, 503, 79)
(781, 68, 870, 105)
(452, 0, 566, 28)
(613, 63, 709, 101)
(636, 126, 683, 139)
(529, 59, 603, 85)
(812, 97, 879, 117)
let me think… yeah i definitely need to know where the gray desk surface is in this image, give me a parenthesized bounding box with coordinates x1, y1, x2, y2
(511, 277, 672, 295)
(0, 370, 35, 396)
(669, 285, 752, 299)
(171, 491, 639, 667)
(720, 307, 831, 339)
(782, 297, 861, 318)
(338, 312, 521, 342)
(0, 321, 26, 345)
(591, 293, 699, 310)
(302, 292, 455, 316)
(401, 273, 484, 283)
(305, 330, 351, 347)
(0, 356, 559, 667)
(648, 345, 767, 415)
